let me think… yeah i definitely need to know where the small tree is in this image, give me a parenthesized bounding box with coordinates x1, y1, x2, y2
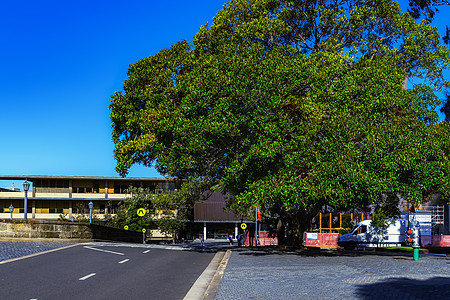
(109, 185, 190, 242)
(109, 187, 155, 232)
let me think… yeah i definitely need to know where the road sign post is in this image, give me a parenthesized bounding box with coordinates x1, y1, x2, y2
(137, 208, 146, 244)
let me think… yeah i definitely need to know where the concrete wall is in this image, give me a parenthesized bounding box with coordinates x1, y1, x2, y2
(0, 220, 141, 243)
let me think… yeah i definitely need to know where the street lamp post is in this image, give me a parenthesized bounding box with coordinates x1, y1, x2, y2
(89, 201, 94, 224)
(23, 180, 30, 220)
(9, 204, 14, 220)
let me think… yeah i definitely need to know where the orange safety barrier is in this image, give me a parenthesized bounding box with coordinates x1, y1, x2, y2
(258, 231, 278, 246)
(242, 231, 278, 246)
(427, 235, 450, 247)
(304, 232, 340, 249)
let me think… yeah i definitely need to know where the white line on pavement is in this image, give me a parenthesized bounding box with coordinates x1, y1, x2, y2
(143, 250, 151, 253)
(83, 246, 125, 256)
(118, 259, 130, 264)
(79, 273, 96, 281)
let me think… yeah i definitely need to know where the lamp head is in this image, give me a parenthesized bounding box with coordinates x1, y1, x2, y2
(23, 180, 30, 192)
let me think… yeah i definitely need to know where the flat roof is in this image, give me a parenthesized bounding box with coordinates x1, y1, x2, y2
(0, 175, 170, 181)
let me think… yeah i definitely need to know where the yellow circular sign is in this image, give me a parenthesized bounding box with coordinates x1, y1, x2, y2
(142, 228, 146, 233)
(241, 223, 247, 230)
(137, 208, 146, 217)
(124, 225, 129, 230)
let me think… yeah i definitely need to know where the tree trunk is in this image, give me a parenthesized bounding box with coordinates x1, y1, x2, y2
(280, 206, 322, 247)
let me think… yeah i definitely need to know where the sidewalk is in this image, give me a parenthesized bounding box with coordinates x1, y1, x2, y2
(143, 238, 235, 252)
(214, 247, 450, 299)
(0, 241, 75, 263)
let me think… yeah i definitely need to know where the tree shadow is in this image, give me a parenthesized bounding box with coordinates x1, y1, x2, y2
(233, 246, 411, 258)
(355, 277, 450, 299)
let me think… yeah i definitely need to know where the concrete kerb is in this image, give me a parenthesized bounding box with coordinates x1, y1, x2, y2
(184, 249, 232, 300)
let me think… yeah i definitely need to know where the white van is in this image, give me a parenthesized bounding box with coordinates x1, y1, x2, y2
(337, 218, 410, 250)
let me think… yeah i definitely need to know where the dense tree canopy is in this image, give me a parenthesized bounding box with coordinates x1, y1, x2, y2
(110, 0, 450, 245)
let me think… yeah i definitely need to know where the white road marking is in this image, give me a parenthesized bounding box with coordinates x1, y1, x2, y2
(143, 250, 151, 253)
(118, 259, 130, 264)
(79, 273, 96, 281)
(84, 246, 125, 256)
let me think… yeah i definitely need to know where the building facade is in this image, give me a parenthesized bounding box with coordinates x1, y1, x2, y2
(0, 175, 177, 220)
(193, 191, 246, 240)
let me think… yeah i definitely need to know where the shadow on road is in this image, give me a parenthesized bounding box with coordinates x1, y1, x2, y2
(233, 246, 416, 258)
(355, 277, 450, 299)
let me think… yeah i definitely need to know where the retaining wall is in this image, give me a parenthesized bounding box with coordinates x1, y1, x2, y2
(0, 219, 141, 243)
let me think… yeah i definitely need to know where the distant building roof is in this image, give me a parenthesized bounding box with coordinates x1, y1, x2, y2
(0, 175, 170, 182)
(0, 182, 21, 192)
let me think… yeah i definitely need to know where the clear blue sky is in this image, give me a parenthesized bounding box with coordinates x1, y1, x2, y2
(0, 0, 226, 184)
(0, 0, 448, 187)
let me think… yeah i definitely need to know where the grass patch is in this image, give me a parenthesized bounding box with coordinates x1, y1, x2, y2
(384, 246, 427, 252)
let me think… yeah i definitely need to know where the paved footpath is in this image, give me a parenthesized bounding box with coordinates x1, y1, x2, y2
(0, 241, 75, 262)
(215, 248, 450, 300)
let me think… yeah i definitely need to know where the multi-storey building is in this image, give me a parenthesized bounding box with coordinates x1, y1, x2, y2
(0, 175, 255, 241)
(0, 175, 177, 220)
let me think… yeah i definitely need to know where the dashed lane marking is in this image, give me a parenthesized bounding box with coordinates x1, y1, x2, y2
(79, 273, 96, 281)
(83, 246, 125, 256)
(118, 259, 130, 264)
(143, 250, 151, 253)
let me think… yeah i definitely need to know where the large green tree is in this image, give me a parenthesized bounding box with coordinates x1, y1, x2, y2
(110, 0, 450, 245)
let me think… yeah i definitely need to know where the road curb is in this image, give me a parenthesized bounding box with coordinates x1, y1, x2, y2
(203, 249, 231, 300)
(184, 249, 232, 300)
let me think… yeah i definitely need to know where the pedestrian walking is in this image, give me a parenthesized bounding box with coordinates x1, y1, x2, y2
(237, 233, 242, 247)
(228, 234, 233, 246)
(200, 234, 205, 246)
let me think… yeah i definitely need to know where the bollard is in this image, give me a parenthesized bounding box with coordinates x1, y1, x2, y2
(413, 226, 420, 261)
(413, 246, 419, 261)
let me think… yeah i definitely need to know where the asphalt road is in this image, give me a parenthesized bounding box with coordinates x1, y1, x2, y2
(0, 243, 215, 300)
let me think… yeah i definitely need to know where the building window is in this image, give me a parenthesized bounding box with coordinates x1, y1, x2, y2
(113, 182, 139, 194)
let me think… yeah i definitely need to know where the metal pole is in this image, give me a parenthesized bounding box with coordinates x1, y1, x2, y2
(141, 217, 144, 244)
(23, 181, 30, 220)
(89, 201, 93, 224)
(413, 226, 420, 261)
(24, 190, 28, 220)
(255, 204, 258, 247)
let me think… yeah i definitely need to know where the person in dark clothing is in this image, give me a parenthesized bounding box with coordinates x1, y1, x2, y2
(237, 233, 242, 246)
